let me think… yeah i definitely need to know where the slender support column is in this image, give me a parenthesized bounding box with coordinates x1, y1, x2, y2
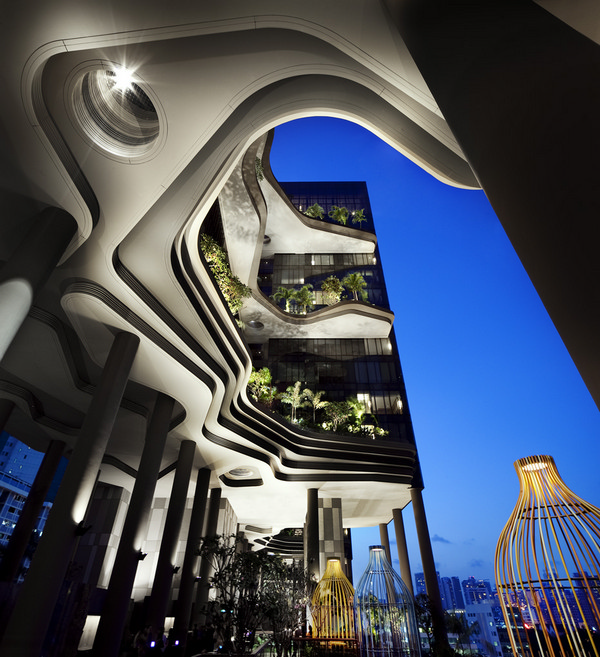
(0, 207, 77, 361)
(92, 392, 175, 657)
(305, 488, 320, 582)
(0, 331, 139, 657)
(194, 487, 222, 624)
(410, 488, 447, 649)
(147, 440, 196, 632)
(385, 0, 600, 410)
(0, 439, 66, 584)
(173, 467, 210, 646)
(392, 508, 413, 596)
(0, 399, 15, 432)
(378, 522, 392, 565)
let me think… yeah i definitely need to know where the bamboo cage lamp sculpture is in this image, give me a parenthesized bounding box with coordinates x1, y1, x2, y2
(495, 455, 600, 657)
(310, 557, 356, 639)
(354, 546, 420, 657)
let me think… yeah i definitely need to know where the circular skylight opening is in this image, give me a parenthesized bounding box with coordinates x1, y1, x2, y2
(69, 63, 163, 160)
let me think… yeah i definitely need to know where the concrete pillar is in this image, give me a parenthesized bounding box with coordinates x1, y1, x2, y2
(92, 392, 175, 657)
(0, 207, 77, 361)
(173, 467, 210, 645)
(146, 439, 196, 632)
(385, 0, 600, 409)
(378, 522, 392, 566)
(194, 487, 222, 623)
(392, 508, 413, 596)
(305, 488, 319, 582)
(0, 399, 15, 432)
(0, 439, 66, 584)
(1, 331, 139, 657)
(410, 487, 447, 649)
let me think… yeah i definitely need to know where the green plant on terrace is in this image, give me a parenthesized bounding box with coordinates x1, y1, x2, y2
(248, 366, 277, 406)
(351, 208, 367, 226)
(200, 233, 251, 315)
(328, 205, 349, 225)
(304, 203, 325, 219)
(278, 381, 309, 423)
(272, 286, 295, 313)
(292, 284, 315, 314)
(320, 275, 344, 305)
(303, 388, 328, 423)
(342, 271, 368, 301)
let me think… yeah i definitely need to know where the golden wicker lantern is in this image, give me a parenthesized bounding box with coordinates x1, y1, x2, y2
(495, 455, 600, 657)
(310, 557, 355, 639)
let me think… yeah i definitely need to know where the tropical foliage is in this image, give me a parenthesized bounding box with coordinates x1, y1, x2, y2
(272, 286, 295, 312)
(303, 388, 328, 423)
(293, 284, 315, 314)
(304, 203, 325, 219)
(320, 275, 344, 305)
(342, 272, 368, 301)
(198, 535, 312, 657)
(328, 205, 349, 225)
(248, 367, 277, 406)
(278, 381, 309, 423)
(200, 233, 251, 314)
(351, 208, 367, 226)
(322, 400, 354, 431)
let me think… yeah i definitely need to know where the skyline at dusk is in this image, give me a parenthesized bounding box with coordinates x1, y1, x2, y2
(269, 116, 600, 585)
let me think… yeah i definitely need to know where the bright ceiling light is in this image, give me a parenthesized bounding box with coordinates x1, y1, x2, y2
(111, 66, 135, 91)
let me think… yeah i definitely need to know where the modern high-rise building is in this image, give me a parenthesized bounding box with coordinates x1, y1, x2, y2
(0, 2, 597, 657)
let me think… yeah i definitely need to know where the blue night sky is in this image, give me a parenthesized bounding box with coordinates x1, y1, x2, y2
(269, 117, 600, 587)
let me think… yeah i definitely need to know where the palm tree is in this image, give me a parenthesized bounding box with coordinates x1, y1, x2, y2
(351, 208, 367, 226)
(278, 381, 309, 423)
(272, 286, 295, 312)
(303, 389, 328, 423)
(328, 205, 349, 225)
(342, 272, 367, 301)
(292, 284, 314, 314)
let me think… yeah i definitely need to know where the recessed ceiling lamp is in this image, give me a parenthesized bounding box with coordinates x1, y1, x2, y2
(227, 467, 254, 479)
(69, 61, 163, 160)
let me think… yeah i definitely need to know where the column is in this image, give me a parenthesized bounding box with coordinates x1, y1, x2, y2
(392, 507, 413, 595)
(92, 392, 175, 657)
(378, 522, 392, 565)
(305, 488, 319, 582)
(0, 331, 139, 657)
(0, 207, 77, 361)
(0, 439, 66, 584)
(385, 0, 600, 409)
(146, 439, 196, 632)
(410, 487, 447, 649)
(173, 467, 210, 646)
(194, 487, 222, 624)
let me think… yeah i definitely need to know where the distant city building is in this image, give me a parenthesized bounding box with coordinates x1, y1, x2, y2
(463, 576, 494, 605)
(440, 575, 466, 611)
(464, 601, 504, 657)
(0, 433, 52, 578)
(414, 571, 428, 597)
